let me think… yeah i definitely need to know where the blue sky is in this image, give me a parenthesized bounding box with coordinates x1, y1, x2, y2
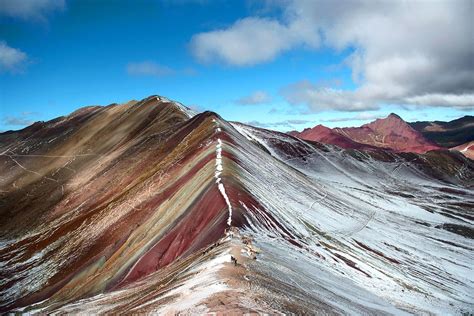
(0, 0, 472, 132)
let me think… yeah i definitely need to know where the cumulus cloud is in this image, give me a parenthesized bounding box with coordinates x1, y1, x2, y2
(191, 0, 473, 111)
(281, 80, 378, 112)
(245, 118, 312, 129)
(0, 0, 65, 21)
(237, 90, 272, 105)
(321, 113, 382, 123)
(127, 61, 174, 77)
(403, 93, 474, 109)
(191, 17, 319, 66)
(0, 41, 28, 73)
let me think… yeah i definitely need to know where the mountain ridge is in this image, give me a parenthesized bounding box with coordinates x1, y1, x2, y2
(1, 95, 473, 314)
(293, 113, 442, 154)
(409, 115, 474, 147)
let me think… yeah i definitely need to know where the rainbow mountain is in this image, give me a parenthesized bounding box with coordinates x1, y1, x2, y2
(0, 96, 473, 314)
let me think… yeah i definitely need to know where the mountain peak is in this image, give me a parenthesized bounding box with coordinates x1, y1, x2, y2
(293, 113, 441, 153)
(387, 112, 402, 119)
(313, 124, 331, 131)
(125, 95, 196, 119)
(366, 113, 406, 127)
(366, 113, 409, 130)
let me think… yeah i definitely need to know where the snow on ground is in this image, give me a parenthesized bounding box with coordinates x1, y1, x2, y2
(156, 96, 197, 118)
(229, 122, 474, 315)
(26, 242, 234, 315)
(2, 114, 471, 314)
(146, 250, 231, 314)
(214, 119, 233, 227)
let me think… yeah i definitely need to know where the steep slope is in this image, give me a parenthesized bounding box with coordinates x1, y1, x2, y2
(451, 141, 474, 160)
(1, 96, 473, 314)
(410, 115, 474, 148)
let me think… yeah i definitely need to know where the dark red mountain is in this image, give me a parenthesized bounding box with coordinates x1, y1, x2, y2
(293, 113, 442, 153)
(298, 124, 379, 150)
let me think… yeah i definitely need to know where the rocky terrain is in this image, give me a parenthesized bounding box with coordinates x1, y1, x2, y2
(0, 96, 473, 314)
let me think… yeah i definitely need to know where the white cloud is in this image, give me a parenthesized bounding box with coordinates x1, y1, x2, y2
(126, 61, 174, 77)
(237, 90, 272, 105)
(245, 118, 313, 129)
(0, 0, 65, 21)
(321, 113, 382, 123)
(0, 41, 28, 73)
(281, 80, 378, 112)
(404, 93, 474, 109)
(190, 17, 319, 66)
(190, 0, 473, 111)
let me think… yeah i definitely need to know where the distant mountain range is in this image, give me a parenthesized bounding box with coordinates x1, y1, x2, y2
(290, 114, 473, 158)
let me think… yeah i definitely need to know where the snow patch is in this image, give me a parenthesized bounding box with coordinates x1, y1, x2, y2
(148, 250, 231, 314)
(155, 96, 196, 118)
(213, 122, 232, 228)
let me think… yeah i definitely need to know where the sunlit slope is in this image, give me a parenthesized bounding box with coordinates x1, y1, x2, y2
(0, 98, 239, 311)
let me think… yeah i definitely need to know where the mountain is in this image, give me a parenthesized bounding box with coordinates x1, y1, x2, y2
(410, 116, 474, 148)
(293, 113, 441, 153)
(338, 113, 442, 153)
(297, 124, 380, 151)
(451, 141, 474, 160)
(1, 96, 473, 314)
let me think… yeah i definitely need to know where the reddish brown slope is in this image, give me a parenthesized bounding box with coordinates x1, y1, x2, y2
(298, 124, 379, 150)
(338, 113, 442, 153)
(0, 97, 255, 312)
(293, 114, 441, 154)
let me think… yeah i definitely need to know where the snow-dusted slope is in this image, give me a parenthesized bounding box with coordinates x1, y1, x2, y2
(230, 122, 473, 314)
(1, 100, 472, 314)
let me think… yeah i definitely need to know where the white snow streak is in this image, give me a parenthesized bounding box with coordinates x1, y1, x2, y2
(460, 142, 472, 153)
(213, 121, 232, 227)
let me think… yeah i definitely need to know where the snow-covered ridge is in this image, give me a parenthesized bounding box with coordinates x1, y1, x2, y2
(155, 96, 197, 118)
(213, 119, 232, 228)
